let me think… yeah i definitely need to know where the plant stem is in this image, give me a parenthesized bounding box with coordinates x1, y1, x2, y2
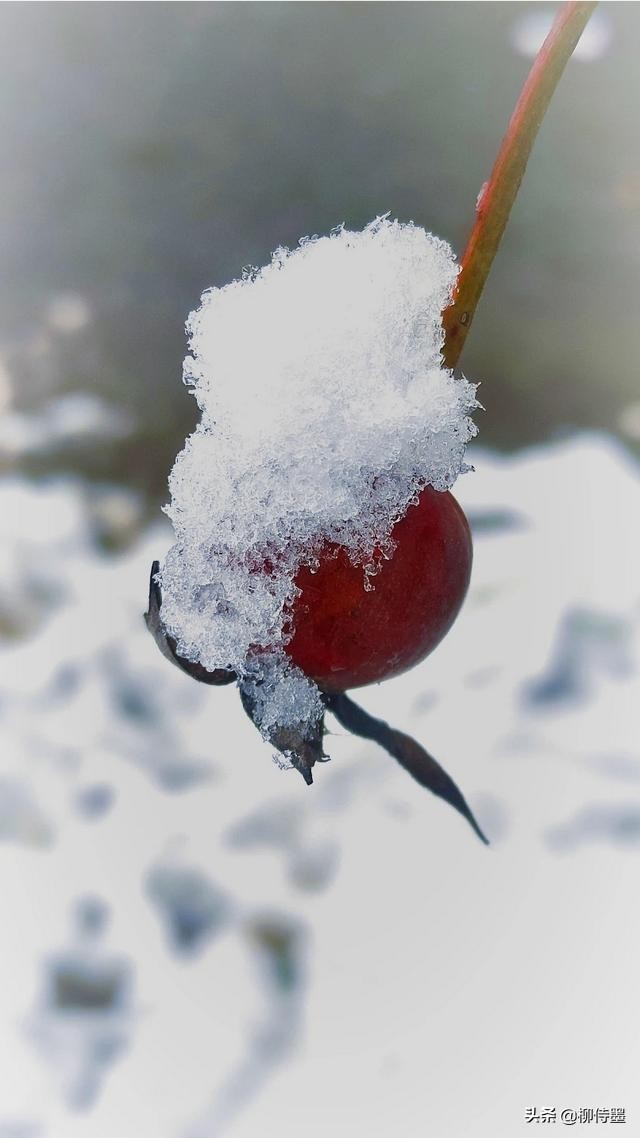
(442, 0, 597, 371)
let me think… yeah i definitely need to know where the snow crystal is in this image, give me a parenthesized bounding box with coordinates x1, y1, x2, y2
(160, 216, 478, 736)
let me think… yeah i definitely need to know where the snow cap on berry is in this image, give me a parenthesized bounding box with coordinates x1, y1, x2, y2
(160, 216, 478, 743)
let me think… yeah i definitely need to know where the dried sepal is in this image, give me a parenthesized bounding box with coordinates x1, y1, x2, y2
(238, 679, 327, 787)
(144, 561, 236, 686)
(323, 691, 488, 845)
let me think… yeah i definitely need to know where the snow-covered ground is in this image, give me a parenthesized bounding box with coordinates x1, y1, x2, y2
(0, 433, 638, 1138)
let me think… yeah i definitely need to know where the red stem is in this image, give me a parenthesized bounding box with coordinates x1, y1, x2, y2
(442, 1, 597, 371)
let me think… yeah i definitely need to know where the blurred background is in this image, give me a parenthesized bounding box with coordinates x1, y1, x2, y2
(1, 1, 639, 507)
(0, 4, 639, 1137)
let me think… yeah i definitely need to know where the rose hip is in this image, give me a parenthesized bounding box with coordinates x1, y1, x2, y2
(286, 486, 472, 692)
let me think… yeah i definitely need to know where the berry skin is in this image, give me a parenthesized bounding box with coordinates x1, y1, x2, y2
(286, 487, 472, 692)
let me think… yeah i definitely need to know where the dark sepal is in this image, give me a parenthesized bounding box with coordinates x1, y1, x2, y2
(238, 679, 327, 786)
(144, 561, 237, 686)
(322, 691, 489, 845)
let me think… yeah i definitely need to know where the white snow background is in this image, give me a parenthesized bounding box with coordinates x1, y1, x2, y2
(0, 432, 638, 1137)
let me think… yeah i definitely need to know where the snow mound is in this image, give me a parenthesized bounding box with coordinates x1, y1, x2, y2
(159, 216, 478, 737)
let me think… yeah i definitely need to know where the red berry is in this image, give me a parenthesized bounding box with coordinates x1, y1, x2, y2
(285, 487, 472, 692)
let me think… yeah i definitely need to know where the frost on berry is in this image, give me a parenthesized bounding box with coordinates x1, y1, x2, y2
(159, 216, 478, 742)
